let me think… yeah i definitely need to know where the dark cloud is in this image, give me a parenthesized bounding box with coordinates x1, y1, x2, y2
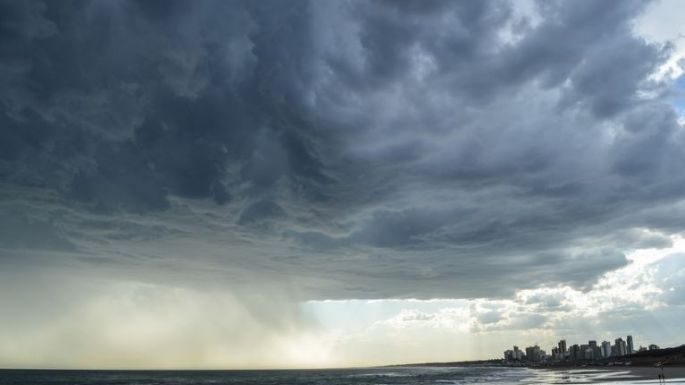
(1, 0, 684, 300)
(0, 211, 75, 251)
(238, 200, 286, 225)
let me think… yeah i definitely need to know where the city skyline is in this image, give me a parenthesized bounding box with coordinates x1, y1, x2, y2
(504, 334, 668, 363)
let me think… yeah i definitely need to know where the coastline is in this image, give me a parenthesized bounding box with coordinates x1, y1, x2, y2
(538, 365, 685, 383)
(390, 359, 685, 383)
(1, 366, 683, 384)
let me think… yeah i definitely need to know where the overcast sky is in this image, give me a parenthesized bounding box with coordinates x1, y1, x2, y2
(1, 0, 685, 369)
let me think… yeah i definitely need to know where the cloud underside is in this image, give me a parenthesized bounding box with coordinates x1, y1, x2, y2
(1, 0, 685, 300)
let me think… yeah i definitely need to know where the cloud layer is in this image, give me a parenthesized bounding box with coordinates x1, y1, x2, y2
(1, 0, 684, 301)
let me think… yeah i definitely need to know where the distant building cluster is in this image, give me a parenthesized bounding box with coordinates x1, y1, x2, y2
(503, 335, 660, 363)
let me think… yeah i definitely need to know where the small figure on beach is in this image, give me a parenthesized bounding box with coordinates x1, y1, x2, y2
(658, 368, 667, 384)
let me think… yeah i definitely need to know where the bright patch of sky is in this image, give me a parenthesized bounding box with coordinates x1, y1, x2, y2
(636, 0, 685, 79)
(673, 74, 685, 124)
(635, 0, 685, 122)
(305, 235, 685, 363)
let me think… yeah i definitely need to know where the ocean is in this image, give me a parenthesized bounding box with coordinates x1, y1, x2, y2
(0, 366, 681, 385)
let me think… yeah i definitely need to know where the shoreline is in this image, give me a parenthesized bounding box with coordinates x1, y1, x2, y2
(537, 365, 685, 383)
(389, 360, 685, 383)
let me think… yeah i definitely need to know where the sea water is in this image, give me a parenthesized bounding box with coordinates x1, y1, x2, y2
(0, 366, 682, 384)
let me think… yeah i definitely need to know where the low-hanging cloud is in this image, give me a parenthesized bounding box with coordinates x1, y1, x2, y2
(0, 274, 327, 369)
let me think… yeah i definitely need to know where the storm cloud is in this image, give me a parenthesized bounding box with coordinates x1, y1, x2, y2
(1, 0, 684, 300)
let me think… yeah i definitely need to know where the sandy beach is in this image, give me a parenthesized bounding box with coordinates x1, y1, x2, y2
(624, 366, 685, 381)
(540, 365, 685, 383)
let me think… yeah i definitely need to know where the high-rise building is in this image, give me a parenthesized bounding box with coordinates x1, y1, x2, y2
(601, 341, 611, 358)
(513, 346, 525, 360)
(580, 344, 590, 360)
(525, 345, 542, 362)
(627, 335, 634, 355)
(559, 340, 566, 360)
(589, 340, 601, 360)
(569, 344, 581, 361)
(615, 338, 627, 357)
(558, 339, 567, 356)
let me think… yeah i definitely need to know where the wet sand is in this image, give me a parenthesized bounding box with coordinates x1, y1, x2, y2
(540, 365, 685, 383)
(625, 366, 685, 381)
